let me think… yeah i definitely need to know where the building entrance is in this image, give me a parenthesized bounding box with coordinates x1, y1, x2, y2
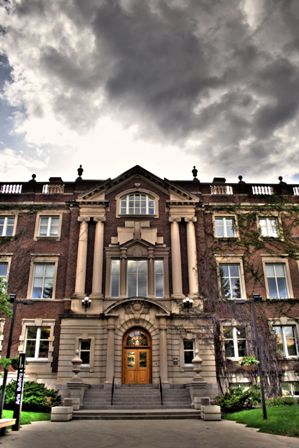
(122, 328, 151, 384)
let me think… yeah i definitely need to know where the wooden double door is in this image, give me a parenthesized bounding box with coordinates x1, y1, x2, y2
(123, 328, 151, 384)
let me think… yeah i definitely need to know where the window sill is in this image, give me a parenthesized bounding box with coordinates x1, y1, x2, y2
(35, 236, 61, 241)
(214, 237, 239, 241)
(26, 359, 50, 363)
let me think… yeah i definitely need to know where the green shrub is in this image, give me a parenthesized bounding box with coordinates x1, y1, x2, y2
(216, 386, 260, 413)
(2, 381, 61, 412)
(266, 396, 295, 407)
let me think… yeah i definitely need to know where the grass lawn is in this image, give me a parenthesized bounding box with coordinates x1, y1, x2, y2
(225, 405, 299, 438)
(2, 409, 50, 425)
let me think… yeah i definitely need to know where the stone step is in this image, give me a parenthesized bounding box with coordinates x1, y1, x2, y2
(73, 409, 201, 420)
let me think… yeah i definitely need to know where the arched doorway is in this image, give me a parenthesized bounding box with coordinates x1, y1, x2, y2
(122, 327, 152, 384)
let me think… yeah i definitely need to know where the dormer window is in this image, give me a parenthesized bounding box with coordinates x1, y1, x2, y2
(120, 193, 155, 215)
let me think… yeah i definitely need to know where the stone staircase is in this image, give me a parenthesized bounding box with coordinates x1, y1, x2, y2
(73, 384, 199, 419)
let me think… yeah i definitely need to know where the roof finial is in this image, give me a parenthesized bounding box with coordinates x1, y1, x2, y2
(192, 166, 199, 182)
(76, 164, 83, 182)
(238, 175, 245, 184)
(28, 174, 36, 183)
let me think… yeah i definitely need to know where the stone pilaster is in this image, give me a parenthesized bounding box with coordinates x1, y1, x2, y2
(91, 218, 105, 298)
(105, 318, 115, 383)
(159, 318, 169, 384)
(148, 248, 155, 297)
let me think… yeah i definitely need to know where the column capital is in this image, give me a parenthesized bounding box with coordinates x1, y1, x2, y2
(78, 216, 90, 223)
(93, 217, 106, 222)
(184, 217, 197, 223)
(169, 216, 181, 223)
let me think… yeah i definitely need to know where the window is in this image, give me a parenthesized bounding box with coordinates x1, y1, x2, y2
(183, 340, 194, 365)
(0, 262, 8, 287)
(220, 263, 243, 299)
(281, 382, 299, 397)
(223, 326, 246, 359)
(38, 216, 60, 237)
(127, 260, 148, 297)
(120, 193, 155, 215)
(79, 339, 91, 366)
(265, 263, 289, 299)
(155, 260, 164, 298)
(214, 216, 237, 238)
(259, 217, 279, 238)
(272, 325, 299, 358)
(110, 260, 120, 298)
(0, 216, 15, 237)
(25, 326, 50, 360)
(32, 263, 55, 298)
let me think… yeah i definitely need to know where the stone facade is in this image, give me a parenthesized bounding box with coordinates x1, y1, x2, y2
(1, 166, 299, 398)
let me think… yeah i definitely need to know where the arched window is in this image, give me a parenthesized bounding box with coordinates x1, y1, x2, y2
(120, 193, 155, 215)
(125, 329, 149, 347)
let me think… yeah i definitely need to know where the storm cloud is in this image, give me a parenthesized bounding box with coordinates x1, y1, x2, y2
(1, 0, 299, 180)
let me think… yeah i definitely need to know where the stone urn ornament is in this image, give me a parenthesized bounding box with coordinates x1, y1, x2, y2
(192, 349, 204, 382)
(71, 350, 83, 382)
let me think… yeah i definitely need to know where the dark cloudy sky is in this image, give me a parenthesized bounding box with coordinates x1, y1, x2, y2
(1, 0, 299, 182)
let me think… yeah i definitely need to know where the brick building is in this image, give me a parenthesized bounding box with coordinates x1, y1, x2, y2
(1, 165, 299, 400)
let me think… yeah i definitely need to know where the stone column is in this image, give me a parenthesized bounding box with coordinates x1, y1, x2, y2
(159, 318, 169, 383)
(91, 218, 105, 298)
(120, 248, 127, 298)
(186, 218, 198, 297)
(169, 218, 183, 298)
(105, 319, 115, 383)
(148, 248, 155, 297)
(74, 218, 89, 297)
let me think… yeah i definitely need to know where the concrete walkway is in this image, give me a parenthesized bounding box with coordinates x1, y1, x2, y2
(1, 419, 298, 448)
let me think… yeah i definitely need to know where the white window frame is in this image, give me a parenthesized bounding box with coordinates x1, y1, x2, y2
(34, 212, 63, 240)
(183, 339, 194, 366)
(259, 217, 280, 238)
(223, 325, 247, 360)
(281, 382, 299, 397)
(120, 193, 155, 216)
(214, 215, 238, 238)
(27, 257, 59, 299)
(216, 257, 247, 300)
(272, 325, 299, 358)
(79, 339, 91, 366)
(127, 259, 148, 297)
(19, 319, 55, 363)
(0, 256, 12, 290)
(115, 188, 159, 218)
(154, 259, 164, 298)
(0, 214, 17, 237)
(110, 259, 120, 298)
(263, 258, 293, 299)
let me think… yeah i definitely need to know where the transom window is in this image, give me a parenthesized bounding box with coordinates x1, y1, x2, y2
(219, 263, 243, 300)
(32, 263, 55, 299)
(127, 260, 148, 297)
(259, 217, 279, 238)
(126, 329, 149, 347)
(0, 216, 15, 237)
(120, 193, 155, 215)
(38, 216, 60, 237)
(272, 325, 299, 358)
(223, 326, 246, 359)
(215, 216, 237, 238)
(25, 326, 50, 360)
(265, 263, 289, 299)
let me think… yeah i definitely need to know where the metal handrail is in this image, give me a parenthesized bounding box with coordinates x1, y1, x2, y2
(159, 376, 163, 406)
(111, 376, 115, 406)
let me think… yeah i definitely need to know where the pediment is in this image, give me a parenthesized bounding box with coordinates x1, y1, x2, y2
(104, 297, 170, 317)
(77, 165, 199, 203)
